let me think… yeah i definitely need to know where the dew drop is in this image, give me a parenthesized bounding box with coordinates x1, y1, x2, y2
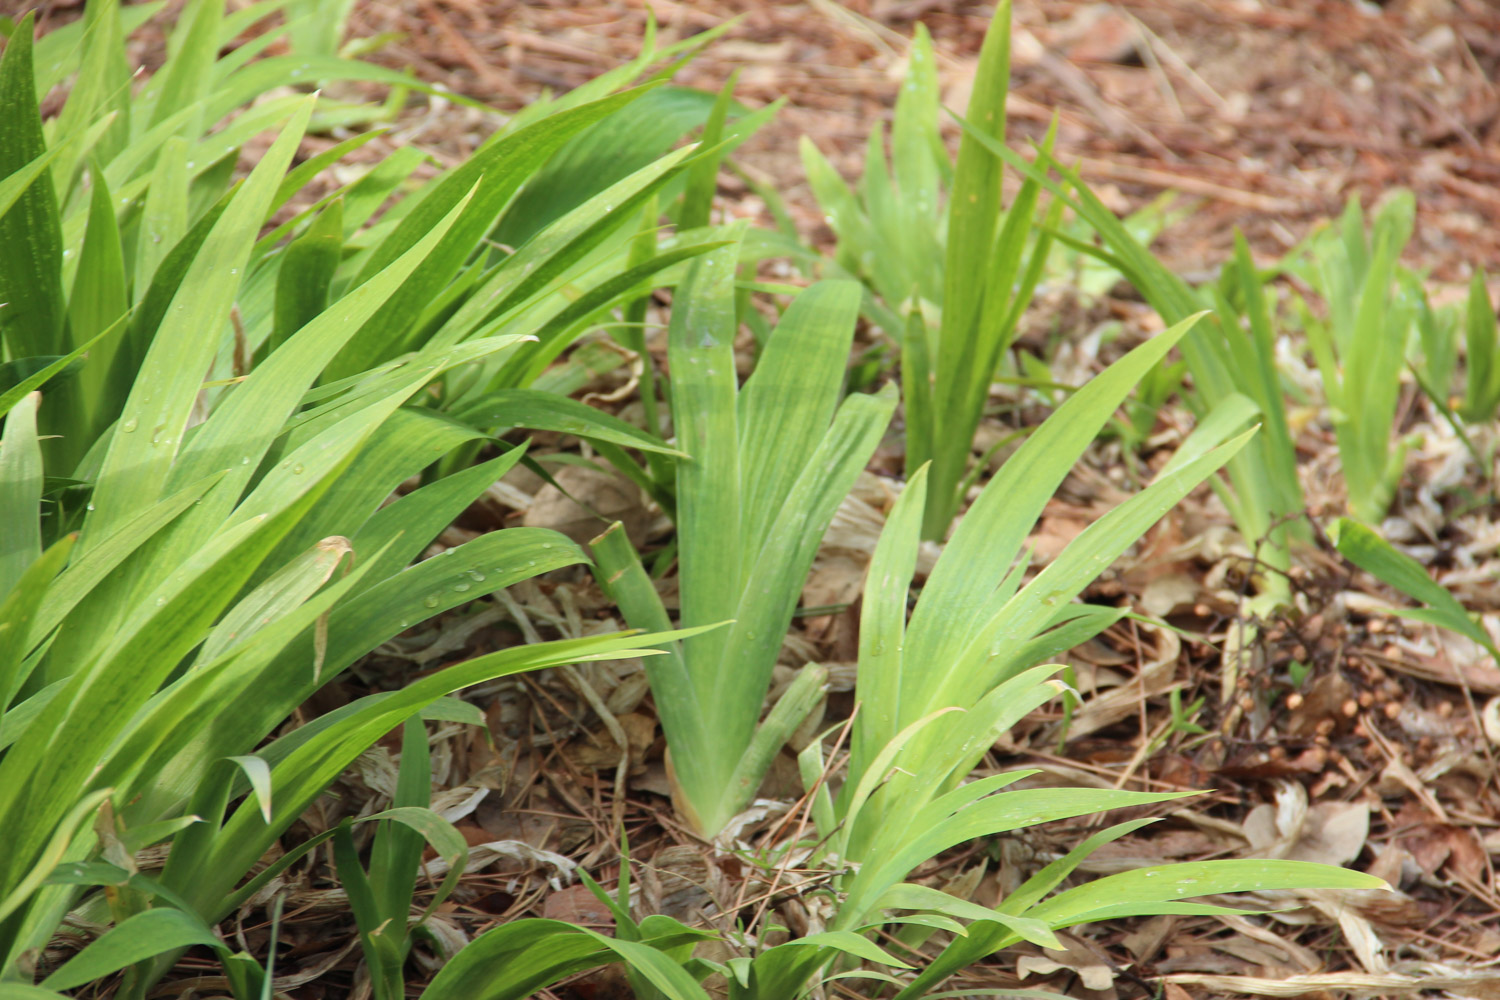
(121, 418, 139, 433)
(86, 503, 96, 511)
(241, 456, 250, 465)
(453, 582, 471, 593)
(155, 596, 167, 606)
(423, 594, 440, 608)
(467, 569, 485, 582)
(291, 464, 304, 474)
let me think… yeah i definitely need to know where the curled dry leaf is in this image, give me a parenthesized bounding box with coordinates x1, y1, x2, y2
(1139, 571, 1200, 618)
(522, 465, 655, 546)
(1482, 696, 1500, 744)
(1017, 932, 1118, 994)
(1244, 781, 1369, 868)
(637, 844, 725, 922)
(542, 883, 615, 927)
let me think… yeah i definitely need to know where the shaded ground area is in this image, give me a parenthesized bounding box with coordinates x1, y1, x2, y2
(28, 1, 1500, 997)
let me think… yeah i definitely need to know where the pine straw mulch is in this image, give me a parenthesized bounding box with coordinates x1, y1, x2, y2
(31, 0, 1500, 997)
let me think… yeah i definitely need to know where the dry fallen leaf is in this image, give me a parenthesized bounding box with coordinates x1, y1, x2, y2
(1017, 933, 1118, 994)
(1244, 781, 1369, 868)
(542, 883, 614, 927)
(522, 465, 654, 546)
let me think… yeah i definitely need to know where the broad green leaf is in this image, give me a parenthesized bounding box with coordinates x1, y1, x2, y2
(39, 907, 220, 991)
(678, 72, 737, 231)
(491, 85, 717, 249)
(925, 106, 1052, 540)
(418, 697, 487, 728)
(268, 198, 342, 353)
(419, 917, 714, 1000)
(0, 14, 67, 360)
(181, 626, 717, 922)
(226, 755, 273, 824)
(368, 805, 468, 924)
(454, 389, 686, 456)
(0, 983, 69, 999)
(162, 183, 477, 508)
(255, 408, 483, 575)
(1157, 391, 1258, 478)
(872, 883, 1059, 949)
(26, 2, 162, 97)
(0, 451, 337, 899)
(0, 392, 44, 600)
(769, 931, 911, 969)
(666, 236, 743, 717)
(902, 316, 1200, 717)
(100, 540, 387, 824)
(84, 96, 315, 554)
(204, 55, 484, 128)
(849, 459, 925, 775)
(737, 280, 860, 555)
(139, 0, 223, 131)
(141, 527, 586, 817)
(1001, 818, 1160, 916)
(0, 143, 68, 246)
(958, 428, 1256, 706)
(133, 136, 189, 294)
(0, 788, 111, 926)
(589, 521, 698, 746)
(1331, 517, 1498, 657)
(940, 0, 1010, 375)
(333, 822, 402, 999)
(26, 472, 221, 648)
(494, 240, 731, 392)
(845, 786, 1192, 931)
(1025, 859, 1386, 929)
(1460, 268, 1499, 420)
(429, 144, 699, 356)
(0, 535, 73, 706)
(329, 86, 661, 380)
(65, 164, 129, 416)
(195, 536, 349, 666)
(348, 447, 525, 584)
